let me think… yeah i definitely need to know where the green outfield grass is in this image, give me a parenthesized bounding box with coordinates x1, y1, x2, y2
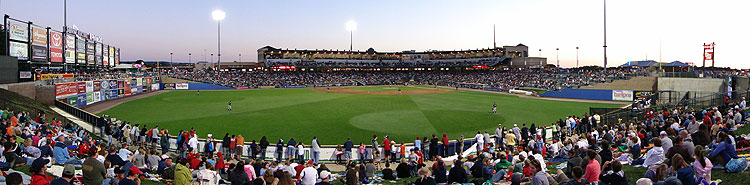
(100, 86, 622, 145)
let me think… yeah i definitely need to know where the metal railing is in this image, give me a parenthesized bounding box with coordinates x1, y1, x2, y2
(54, 99, 104, 127)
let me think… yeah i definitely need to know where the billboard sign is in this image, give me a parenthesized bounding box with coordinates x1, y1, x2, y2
(64, 34, 76, 63)
(86, 93, 94, 105)
(103, 45, 109, 66)
(19, 71, 32, 79)
(77, 94, 86, 107)
(31, 27, 47, 46)
(85, 81, 94, 93)
(76, 38, 86, 64)
(163, 83, 175, 90)
(86, 42, 95, 64)
(93, 81, 101, 91)
(95, 43, 102, 65)
(31, 45, 48, 61)
(49, 31, 63, 63)
(94, 91, 101, 102)
(612, 90, 634, 101)
(9, 42, 28, 60)
(55, 82, 78, 99)
(175, 83, 189, 90)
(8, 20, 29, 41)
(77, 82, 86, 94)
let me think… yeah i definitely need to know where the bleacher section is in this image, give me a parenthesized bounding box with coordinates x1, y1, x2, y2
(580, 76, 656, 91)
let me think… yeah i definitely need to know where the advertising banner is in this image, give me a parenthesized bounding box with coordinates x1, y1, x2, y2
(55, 82, 78, 99)
(136, 78, 143, 86)
(118, 89, 124, 96)
(101, 90, 107, 101)
(163, 83, 175, 90)
(151, 84, 160, 91)
(93, 81, 101, 91)
(110, 89, 119, 99)
(76, 38, 86, 64)
(94, 91, 101, 102)
(612, 90, 634, 101)
(86, 42, 95, 64)
(64, 34, 76, 63)
(85, 81, 94, 93)
(77, 94, 86, 107)
(118, 80, 124, 88)
(110, 80, 118, 89)
(175, 83, 189, 90)
(103, 45, 109, 66)
(137, 86, 143, 94)
(39, 73, 74, 80)
(9, 42, 28, 60)
(109, 46, 115, 66)
(49, 31, 63, 63)
(95, 43, 102, 66)
(31, 27, 48, 46)
(86, 93, 94, 105)
(124, 83, 131, 96)
(77, 82, 86, 94)
(31, 45, 48, 61)
(100, 80, 109, 90)
(8, 20, 28, 41)
(115, 48, 120, 65)
(67, 97, 77, 106)
(131, 87, 137, 95)
(19, 71, 32, 79)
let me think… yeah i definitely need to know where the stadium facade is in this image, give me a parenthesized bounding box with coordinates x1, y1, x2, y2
(257, 44, 546, 70)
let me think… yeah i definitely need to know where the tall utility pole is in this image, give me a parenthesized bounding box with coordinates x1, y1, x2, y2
(239, 53, 242, 62)
(189, 53, 192, 63)
(211, 54, 214, 69)
(539, 49, 541, 57)
(556, 48, 560, 67)
(170, 52, 173, 69)
(63, 0, 67, 71)
(576, 46, 579, 68)
(603, 0, 608, 71)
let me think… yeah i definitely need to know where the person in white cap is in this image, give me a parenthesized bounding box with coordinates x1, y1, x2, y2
(317, 171, 333, 185)
(740, 96, 746, 109)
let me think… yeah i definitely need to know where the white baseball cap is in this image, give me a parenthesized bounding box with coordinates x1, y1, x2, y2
(320, 171, 331, 180)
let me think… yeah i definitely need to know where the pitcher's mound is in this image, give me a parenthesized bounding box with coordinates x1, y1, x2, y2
(313, 87, 454, 95)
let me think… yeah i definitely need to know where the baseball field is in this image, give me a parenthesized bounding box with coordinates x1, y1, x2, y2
(99, 86, 623, 145)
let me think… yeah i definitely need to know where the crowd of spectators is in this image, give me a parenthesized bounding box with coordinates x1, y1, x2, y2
(169, 68, 647, 91)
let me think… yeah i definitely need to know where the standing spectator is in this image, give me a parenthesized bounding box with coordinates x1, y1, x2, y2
(474, 131, 484, 151)
(160, 129, 170, 155)
(276, 138, 284, 162)
(441, 133, 450, 157)
(287, 138, 297, 161)
(382, 136, 391, 164)
(344, 137, 353, 161)
(236, 134, 245, 159)
(311, 136, 321, 164)
(371, 135, 379, 162)
(259, 136, 269, 160)
(297, 142, 306, 163)
(429, 134, 439, 160)
(222, 133, 231, 159)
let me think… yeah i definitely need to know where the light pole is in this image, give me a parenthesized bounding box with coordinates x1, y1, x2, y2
(603, 0, 608, 71)
(239, 53, 241, 62)
(170, 52, 173, 69)
(346, 20, 357, 51)
(212, 10, 226, 70)
(210, 53, 214, 69)
(556, 48, 559, 67)
(189, 53, 192, 63)
(576, 47, 579, 68)
(539, 49, 541, 57)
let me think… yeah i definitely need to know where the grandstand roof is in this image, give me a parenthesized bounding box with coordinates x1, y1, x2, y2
(259, 46, 503, 55)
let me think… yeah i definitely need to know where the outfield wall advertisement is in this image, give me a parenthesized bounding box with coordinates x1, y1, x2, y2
(49, 30, 64, 63)
(55, 77, 158, 107)
(540, 88, 634, 101)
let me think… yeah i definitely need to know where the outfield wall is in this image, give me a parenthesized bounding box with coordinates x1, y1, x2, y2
(161, 83, 233, 90)
(540, 88, 634, 101)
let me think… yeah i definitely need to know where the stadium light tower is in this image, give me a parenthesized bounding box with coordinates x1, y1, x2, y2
(346, 20, 357, 51)
(212, 9, 226, 70)
(170, 52, 173, 69)
(556, 48, 559, 67)
(189, 53, 192, 63)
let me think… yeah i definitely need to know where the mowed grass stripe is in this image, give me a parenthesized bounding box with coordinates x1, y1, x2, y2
(101, 87, 621, 145)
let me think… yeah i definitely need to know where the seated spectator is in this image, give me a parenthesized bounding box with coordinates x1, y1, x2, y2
(382, 163, 395, 180)
(53, 136, 82, 165)
(672, 154, 695, 185)
(414, 167, 436, 185)
(692, 146, 712, 182)
(395, 158, 411, 178)
(558, 166, 588, 185)
(448, 160, 468, 184)
(632, 138, 664, 167)
(709, 132, 738, 166)
(600, 161, 627, 185)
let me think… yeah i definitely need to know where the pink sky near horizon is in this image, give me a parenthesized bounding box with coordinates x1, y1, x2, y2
(2, 0, 748, 69)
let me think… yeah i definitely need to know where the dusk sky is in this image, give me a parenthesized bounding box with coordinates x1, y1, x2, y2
(3, 0, 748, 68)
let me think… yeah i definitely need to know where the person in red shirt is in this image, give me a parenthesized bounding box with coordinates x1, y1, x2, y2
(30, 158, 53, 185)
(382, 136, 391, 164)
(441, 133, 449, 157)
(216, 152, 225, 173)
(416, 150, 424, 165)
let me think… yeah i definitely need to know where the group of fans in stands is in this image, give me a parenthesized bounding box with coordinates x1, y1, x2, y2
(168, 68, 646, 91)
